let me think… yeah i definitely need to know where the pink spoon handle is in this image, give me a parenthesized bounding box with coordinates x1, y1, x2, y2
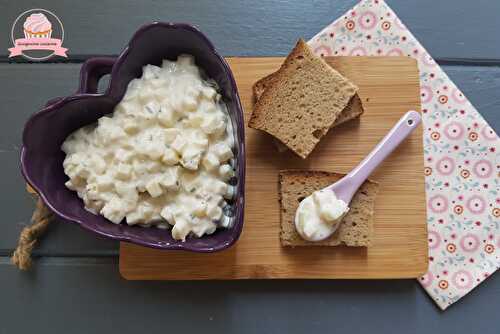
(329, 110, 421, 203)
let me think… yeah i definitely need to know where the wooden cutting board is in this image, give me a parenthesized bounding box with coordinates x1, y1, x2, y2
(119, 56, 428, 280)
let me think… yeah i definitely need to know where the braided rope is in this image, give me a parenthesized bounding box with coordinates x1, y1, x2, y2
(11, 195, 52, 270)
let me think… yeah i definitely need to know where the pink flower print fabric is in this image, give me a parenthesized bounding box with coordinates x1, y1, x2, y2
(307, 0, 500, 310)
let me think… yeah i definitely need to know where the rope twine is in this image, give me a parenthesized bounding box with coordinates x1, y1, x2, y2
(11, 187, 53, 270)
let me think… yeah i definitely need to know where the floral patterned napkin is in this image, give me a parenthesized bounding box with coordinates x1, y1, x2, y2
(307, 0, 499, 310)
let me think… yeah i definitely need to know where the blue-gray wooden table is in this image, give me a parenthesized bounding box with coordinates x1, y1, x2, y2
(1, 1, 499, 333)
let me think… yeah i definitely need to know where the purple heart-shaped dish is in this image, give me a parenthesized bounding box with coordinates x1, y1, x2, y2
(20, 22, 246, 252)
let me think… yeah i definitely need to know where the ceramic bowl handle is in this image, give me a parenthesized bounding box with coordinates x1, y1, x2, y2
(44, 96, 64, 108)
(77, 56, 116, 94)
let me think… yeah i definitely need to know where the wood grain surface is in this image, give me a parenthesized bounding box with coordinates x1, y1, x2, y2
(3, 0, 500, 60)
(120, 56, 427, 280)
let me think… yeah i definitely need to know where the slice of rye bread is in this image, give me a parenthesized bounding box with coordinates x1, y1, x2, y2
(248, 39, 358, 159)
(278, 170, 379, 247)
(253, 73, 364, 128)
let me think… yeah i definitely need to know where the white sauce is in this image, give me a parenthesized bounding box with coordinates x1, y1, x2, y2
(62, 55, 235, 241)
(294, 189, 349, 241)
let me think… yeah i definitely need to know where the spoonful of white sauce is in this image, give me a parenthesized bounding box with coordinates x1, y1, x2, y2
(295, 189, 349, 241)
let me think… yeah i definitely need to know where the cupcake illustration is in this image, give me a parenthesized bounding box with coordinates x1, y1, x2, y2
(23, 13, 52, 39)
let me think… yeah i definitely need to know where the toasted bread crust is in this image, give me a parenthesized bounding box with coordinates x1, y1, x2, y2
(248, 39, 358, 159)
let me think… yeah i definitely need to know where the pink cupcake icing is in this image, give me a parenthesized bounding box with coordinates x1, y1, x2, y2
(23, 13, 52, 38)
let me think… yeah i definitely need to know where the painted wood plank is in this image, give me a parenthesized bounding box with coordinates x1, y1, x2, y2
(1, 258, 500, 334)
(0, 64, 118, 255)
(1, 0, 500, 60)
(0, 63, 498, 255)
(445, 65, 500, 130)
